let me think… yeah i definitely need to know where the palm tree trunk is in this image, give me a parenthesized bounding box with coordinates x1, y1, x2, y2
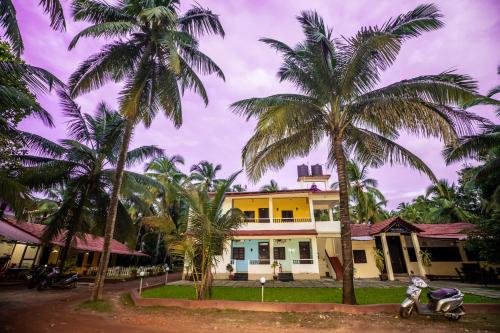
(153, 232, 162, 264)
(92, 118, 134, 301)
(333, 137, 357, 305)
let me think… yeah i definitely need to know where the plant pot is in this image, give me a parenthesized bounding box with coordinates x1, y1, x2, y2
(228, 274, 234, 280)
(379, 273, 388, 281)
(273, 275, 278, 281)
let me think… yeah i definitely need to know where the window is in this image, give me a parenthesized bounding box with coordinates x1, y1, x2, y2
(243, 211, 255, 221)
(408, 247, 462, 262)
(281, 210, 294, 220)
(273, 247, 285, 260)
(353, 250, 367, 263)
(232, 247, 245, 260)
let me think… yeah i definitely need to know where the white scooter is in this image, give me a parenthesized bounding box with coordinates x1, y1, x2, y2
(400, 277, 465, 321)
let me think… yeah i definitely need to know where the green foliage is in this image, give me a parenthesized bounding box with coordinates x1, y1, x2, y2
(419, 249, 432, 267)
(168, 171, 243, 300)
(189, 161, 222, 191)
(373, 248, 385, 273)
(260, 179, 280, 192)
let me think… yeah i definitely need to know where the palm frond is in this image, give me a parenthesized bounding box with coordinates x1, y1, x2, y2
(178, 5, 225, 38)
(39, 0, 66, 31)
(0, 0, 23, 55)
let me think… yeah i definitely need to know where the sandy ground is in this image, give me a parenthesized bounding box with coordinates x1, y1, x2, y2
(1, 275, 499, 333)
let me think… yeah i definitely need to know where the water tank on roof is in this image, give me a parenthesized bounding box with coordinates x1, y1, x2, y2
(311, 164, 323, 176)
(297, 164, 309, 177)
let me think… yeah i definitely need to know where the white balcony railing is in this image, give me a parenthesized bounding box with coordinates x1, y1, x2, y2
(228, 259, 316, 274)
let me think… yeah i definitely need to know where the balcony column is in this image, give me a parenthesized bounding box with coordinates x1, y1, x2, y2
(308, 198, 316, 228)
(411, 232, 426, 277)
(328, 207, 334, 222)
(311, 237, 320, 276)
(380, 233, 394, 281)
(268, 197, 274, 223)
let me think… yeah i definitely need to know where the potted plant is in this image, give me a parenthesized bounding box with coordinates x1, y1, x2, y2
(419, 250, 432, 279)
(226, 263, 234, 280)
(271, 261, 279, 280)
(374, 249, 387, 281)
(130, 268, 138, 278)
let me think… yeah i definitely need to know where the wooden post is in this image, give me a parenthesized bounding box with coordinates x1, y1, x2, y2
(411, 232, 426, 277)
(268, 196, 274, 223)
(380, 233, 394, 281)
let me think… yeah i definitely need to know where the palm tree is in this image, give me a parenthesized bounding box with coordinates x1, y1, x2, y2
(425, 180, 472, 223)
(331, 160, 386, 223)
(0, 0, 66, 56)
(68, 0, 225, 300)
(16, 89, 162, 269)
(169, 171, 243, 300)
(231, 5, 483, 304)
(190, 161, 222, 191)
(231, 184, 247, 192)
(260, 179, 280, 192)
(0, 43, 62, 216)
(144, 155, 188, 263)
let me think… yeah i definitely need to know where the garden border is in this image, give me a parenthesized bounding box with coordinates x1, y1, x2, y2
(130, 287, 500, 314)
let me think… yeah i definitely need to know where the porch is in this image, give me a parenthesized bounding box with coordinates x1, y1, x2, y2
(216, 237, 320, 280)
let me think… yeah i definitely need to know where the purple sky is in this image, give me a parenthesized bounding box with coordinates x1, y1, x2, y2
(14, 0, 500, 209)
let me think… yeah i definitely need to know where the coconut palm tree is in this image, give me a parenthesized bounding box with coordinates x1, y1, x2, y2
(231, 5, 484, 304)
(0, 0, 66, 56)
(16, 89, 162, 269)
(190, 161, 222, 191)
(260, 179, 280, 192)
(331, 160, 386, 223)
(169, 171, 243, 300)
(68, 0, 225, 300)
(425, 180, 473, 223)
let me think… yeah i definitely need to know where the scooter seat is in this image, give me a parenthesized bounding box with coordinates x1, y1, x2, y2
(429, 288, 458, 300)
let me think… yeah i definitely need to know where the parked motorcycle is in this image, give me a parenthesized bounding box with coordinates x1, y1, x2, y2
(37, 266, 78, 291)
(400, 276, 465, 321)
(26, 265, 48, 289)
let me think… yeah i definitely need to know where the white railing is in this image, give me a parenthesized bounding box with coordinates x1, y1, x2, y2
(86, 264, 166, 278)
(273, 218, 312, 223)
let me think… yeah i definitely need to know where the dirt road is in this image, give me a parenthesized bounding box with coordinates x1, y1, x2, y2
(1, 275, 499, 333)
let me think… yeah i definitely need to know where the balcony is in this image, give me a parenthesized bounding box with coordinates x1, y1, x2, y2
(239, 217, 340, 232)
(230, 259, 316, 274)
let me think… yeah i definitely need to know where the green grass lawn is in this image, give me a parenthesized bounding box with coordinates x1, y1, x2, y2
(141, 286, 500, 304)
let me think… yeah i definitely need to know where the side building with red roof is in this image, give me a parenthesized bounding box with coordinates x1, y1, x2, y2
(0, 217, 148, 275)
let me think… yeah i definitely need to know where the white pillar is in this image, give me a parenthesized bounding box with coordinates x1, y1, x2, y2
(308, 197, 316, 229)
(328, 207, 334, 222)
(411, 232, 426, 277)
(311, 237, 320, 278)
(380, 233, 394, 281)
(268, 196, 274, 223)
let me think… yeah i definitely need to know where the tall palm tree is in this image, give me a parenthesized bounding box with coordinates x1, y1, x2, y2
(0, 0, 66, 56)
(68, 0, 225, 300)
(169, 171, 243, 300)
(331, 160, 386, 223)
(231, 5, 483, 304)
(190, 161, 222, 191)
(17, 89, 162, 269)
(260, 179, 280, 192)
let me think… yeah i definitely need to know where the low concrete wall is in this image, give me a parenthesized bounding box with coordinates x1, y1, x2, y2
(131, 287, 500, 314)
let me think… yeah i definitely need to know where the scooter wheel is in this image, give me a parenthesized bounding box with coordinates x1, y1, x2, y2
(399, 306, 413, 318)
(446, 306, 464, 321)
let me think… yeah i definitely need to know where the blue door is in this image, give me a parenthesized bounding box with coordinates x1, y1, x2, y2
(232, 246, 247, 272)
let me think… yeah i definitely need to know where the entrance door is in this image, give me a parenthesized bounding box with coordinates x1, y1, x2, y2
(387, 236, 407, 274)
(258, 242, 270, 264)
(258, 208, 270, 223)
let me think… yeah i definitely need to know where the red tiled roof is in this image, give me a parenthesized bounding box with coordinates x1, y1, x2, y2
(350, 217, 474, 240)
(414, 223, 474, 240)
(0, 220, 40, 244)
(230, 230, 318, 236)
(1, 218, 147, 256)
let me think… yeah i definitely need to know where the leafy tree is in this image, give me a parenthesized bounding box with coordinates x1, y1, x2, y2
(169, 171, 243, 300)
(260, 179, 280, 192)
(68, 0, 225, 300)
(425, 179, 474, 223)
(190, 161, 222, 191)
(0, 0, 66, 56)
(16, 89, 162, 269)
(230, 184, 247, 192)
(231, 5, 483, 304)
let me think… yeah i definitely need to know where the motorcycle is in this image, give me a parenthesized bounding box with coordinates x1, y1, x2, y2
(400, 276, 466, 321)
(26, 265, 48, 289)
(37, 266, 78, 291)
